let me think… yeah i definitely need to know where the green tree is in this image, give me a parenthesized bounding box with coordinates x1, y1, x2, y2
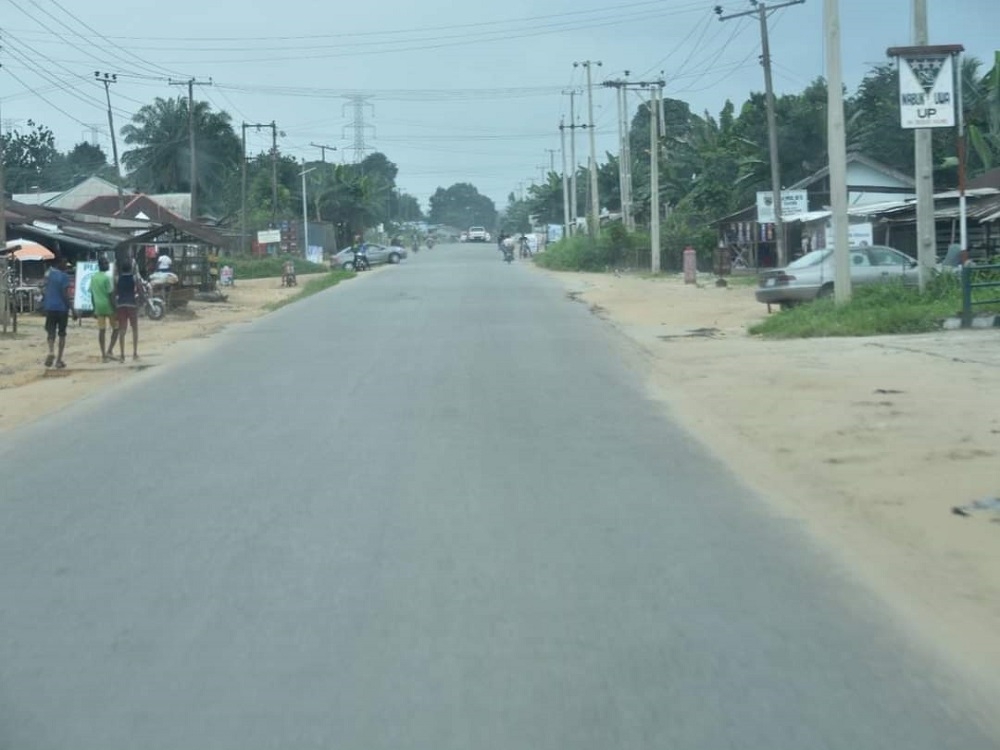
(121, 96, 241, 209)
(428, 182, 497, 228)
(1, 120, 59, 193)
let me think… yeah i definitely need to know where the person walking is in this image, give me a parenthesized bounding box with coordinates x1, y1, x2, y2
(90, 257, 118, 362)
(114, 258, 140, 362)
(41, 257, 72, 369)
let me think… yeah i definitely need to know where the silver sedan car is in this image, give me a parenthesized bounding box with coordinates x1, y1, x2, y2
(333, 244, 407, 270)
(756, 245, 918, 308)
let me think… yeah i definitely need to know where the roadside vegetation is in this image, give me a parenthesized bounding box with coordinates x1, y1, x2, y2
(749, 274, 1000, 338)
(535, 220, 716, 273)
(224, 256, 330, 280)
(265, 269, 354, 312)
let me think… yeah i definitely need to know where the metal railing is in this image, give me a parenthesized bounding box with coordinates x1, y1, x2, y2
(961, 263, 1000, 328)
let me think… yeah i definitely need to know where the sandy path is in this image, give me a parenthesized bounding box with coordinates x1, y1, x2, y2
(542, 268, 1000, 695)
(0, 275, 326, 432)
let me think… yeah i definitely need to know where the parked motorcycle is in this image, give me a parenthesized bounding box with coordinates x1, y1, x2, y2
(139, 277, 166, 320)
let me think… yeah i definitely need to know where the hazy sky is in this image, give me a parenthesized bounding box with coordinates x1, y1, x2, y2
(1, 0, 996, 209)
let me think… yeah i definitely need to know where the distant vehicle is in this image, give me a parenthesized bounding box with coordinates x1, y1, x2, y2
(459, 232, 468, 242)
(332, 243, 406, 270)
(467, 226, 489, 242)
(755, 245, 919, 309)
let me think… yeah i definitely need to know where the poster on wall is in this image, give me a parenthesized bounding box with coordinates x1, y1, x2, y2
(306, 245, 324, 264)
(825, 222, 874, 248)
(547, 224, 564, 243)
(73, 261, 99, 312)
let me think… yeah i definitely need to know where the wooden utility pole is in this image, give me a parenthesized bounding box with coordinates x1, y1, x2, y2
(95, 72, 125, 212)
(310, 142, 338, 162)
(717, 0, 805, 267)
(170, 77, 212, 222)
(242, 121, 279, 252)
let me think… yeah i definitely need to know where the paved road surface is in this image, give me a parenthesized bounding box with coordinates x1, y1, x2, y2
(0, 245, 994, 749)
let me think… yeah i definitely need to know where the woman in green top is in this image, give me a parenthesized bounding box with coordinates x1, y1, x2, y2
(90, 257, 118, 362)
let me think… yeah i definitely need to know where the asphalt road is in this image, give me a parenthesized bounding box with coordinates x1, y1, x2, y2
(0, 244, 994, 749)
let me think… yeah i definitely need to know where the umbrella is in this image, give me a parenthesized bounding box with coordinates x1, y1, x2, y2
(3, 240, 55, 262)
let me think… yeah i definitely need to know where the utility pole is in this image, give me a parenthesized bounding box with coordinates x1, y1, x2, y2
(913, 0, 935, 290)
(562, 90, 583, 234)
(94, 72, 125, 212)
(300, 166, 316, 256)
(717, 1, 804, 267)
(575, 61, 603, 235)
(1, 100, 9, 335)
(310, 142, 338, 162)
(241, 121, 279, 251)
(545, 149, 557, 173)
(604, 76, 639, 231)
(650, 83, 662, 273)
(559, 117, 571, 238)
(825, 0, 851, 304)
(270, 121, 278, 223)
(169, 77, 212, 222)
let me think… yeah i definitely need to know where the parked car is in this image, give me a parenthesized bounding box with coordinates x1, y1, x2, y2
(756, 245, 919, 308)
(332, 243, 407, 270)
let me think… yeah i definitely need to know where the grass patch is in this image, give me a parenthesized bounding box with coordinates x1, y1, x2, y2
(750, 274, 1000, 339)
(224, 256, 330, 280)
(748, 275, 992, 338)
(265, 270, 354, 312)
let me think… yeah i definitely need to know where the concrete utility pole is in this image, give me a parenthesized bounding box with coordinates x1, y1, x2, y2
(604, 76, 641, 231)
(649, 84, 662, 274)
(575, 61, 602, 235)
(717, 0, 804, 267)
(545, 149, 557, 173)
(562, 90, 584, 234)
(1, 100, 8, 335)
(169, 77, 212, 222)
(825, 0, 851, 304)
(913, 0, 935, 290)
(299, 166, 316, 255)
(559, 118, 571, 237)
(310, 143, 338, 162)
(270, 121, 279, 223)
(94, 72, 125, 212)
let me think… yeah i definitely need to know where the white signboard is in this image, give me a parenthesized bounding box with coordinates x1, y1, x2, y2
(547, 224, 564, 243)
(73, 261, 99, 312)
(257, 229, 281, 244)
(825, 222, 874, 249)
(898, 54, 955, 128)
(306, 245, 324, 264)
(756, 190, 808, 223)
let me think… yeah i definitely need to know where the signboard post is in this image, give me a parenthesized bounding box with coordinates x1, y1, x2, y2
(756, 190, 808, 224)
(888, 44, 967, 268)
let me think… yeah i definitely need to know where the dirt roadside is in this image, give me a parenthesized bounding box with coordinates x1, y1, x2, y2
(541, 267, 1000, 699)
(0, 275, 329, 432)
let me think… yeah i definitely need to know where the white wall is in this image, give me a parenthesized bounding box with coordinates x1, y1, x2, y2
(846, 162, 915, 207)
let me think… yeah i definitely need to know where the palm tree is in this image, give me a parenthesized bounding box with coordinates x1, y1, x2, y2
(121, 96, 241, 209)
(966, 54, 1000, 175)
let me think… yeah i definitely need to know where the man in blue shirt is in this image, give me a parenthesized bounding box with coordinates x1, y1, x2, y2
(42, 257, 71, 369)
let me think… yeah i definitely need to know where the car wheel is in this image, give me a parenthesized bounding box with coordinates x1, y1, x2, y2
(389, 252, 401, 264)
(817, 283, 834, 299)
(342, 261, 355, 271)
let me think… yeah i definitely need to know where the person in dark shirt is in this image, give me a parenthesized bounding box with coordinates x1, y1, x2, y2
(42, 257, 71, 369)
(114, 258, 140, 362)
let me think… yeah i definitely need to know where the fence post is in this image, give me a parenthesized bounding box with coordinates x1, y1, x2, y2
(961, 263, 973, 328)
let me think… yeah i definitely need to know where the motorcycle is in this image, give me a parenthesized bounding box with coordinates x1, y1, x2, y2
(426, 238, 435, 249)
(352, 248, 371, 272)
(503, 247, 515, 264)
(139, 277, 166, 320)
